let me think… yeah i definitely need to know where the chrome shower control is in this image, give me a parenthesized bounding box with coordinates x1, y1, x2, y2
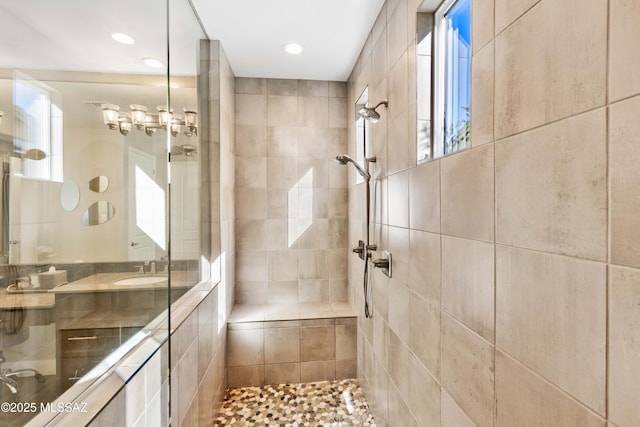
(372, 251, 392, 278)
(352, 240, 365, 260)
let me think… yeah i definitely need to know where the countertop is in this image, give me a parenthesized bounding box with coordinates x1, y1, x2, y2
(0, 271, 195, 309)
(49, 271, 193, 294)
(0, 289, 55, 309)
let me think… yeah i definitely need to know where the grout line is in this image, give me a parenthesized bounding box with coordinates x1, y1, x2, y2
(605, 0, 611, 419)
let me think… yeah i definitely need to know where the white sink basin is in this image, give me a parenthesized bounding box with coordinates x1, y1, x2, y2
(114, 276, 167, 286)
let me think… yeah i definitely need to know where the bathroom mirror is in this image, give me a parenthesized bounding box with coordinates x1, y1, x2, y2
(60, 180, 80, 211)
(88, 175, 109, 193)
(81, 201, 116, 226)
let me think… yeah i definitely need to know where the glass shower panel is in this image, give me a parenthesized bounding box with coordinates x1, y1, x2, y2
(168, 0, 206, 295)
(0, 1, 177, 423)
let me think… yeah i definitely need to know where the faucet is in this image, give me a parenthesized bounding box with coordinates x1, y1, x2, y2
(145, 260, 157, 275)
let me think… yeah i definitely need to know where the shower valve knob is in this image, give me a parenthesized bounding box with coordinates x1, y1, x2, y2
(352, 240, 365, 260)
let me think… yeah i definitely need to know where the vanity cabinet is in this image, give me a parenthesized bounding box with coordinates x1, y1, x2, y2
(58, 325, 141, 388)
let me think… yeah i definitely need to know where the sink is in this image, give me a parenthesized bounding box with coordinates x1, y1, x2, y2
(113, 276, 167, 286)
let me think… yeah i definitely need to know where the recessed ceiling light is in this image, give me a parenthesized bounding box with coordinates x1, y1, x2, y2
(111, 32, 134, 45)
(283, 42, 303, 55)
(142, 57, 163, 69)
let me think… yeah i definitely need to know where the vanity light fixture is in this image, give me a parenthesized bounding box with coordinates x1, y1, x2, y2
(96, 103, 197, 137)
(111, 32, 134, 45)
(141, 57, 163, 69)
(283, 42, 303, 55)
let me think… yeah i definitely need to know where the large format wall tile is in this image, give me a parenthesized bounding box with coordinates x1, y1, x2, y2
(610, 0, 640, 101)
(409, 160, 440, 233)
(441, 145, 494, 242)
(441, 389, 475, 427)
(442, 236, 494, 342)
(496, 109, 607, 261)
(494, 0, 540, 34)
(496, 246, 606, 414)
(494, 0, 607, 139)
(408, 229, 441, 305)
(610, 96, 640, 268)
(471, 41, 494, 147)
(441, 315, 494, 427)
(609, 266, 640, 427)
(496, 351, 606, 427)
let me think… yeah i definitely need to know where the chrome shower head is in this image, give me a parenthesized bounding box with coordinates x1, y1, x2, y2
(357, 100, 388, 123)
(335, 154, 370, 181)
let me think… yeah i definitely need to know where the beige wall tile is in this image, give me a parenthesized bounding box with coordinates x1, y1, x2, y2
(441, 145, 494, 242)
(268, 157, 299, 189)
(472, 0, 494, 53)
(495, 109, 607, 261)
(298, 279, 330, 302)
(441, 389, 475, 427)
(471, 41, 494, 147)
(336, 323, 357, 360)
(235, 157, 267, 188)
(267, 281, 298, 303)
(267, 126, 298, 157)
(298, 250, 328, 280)
(388, 226, 410, 285)
(299, 80, 329, 97)
(300, 325, 335, 361)
(388, 382, 419, 427)
(609, 266, 640, 427)
(388, 279, 411, 343)
(496, 351, 606, 427)
(387, 0, 408, 68)
(388, 171, 409, 228)
(235, 93, 267, 126)
(335, 359, 357, 379)
(227, 329, 264, 367)
(235, 78, 266, 95)
(372, 30, 388, 89)
(235, 125, 267, 157)
(267, 95, 299, 127)
(610, 0, 640, 101)
(264, 327, 300, 364)
(408, 230, 441, 305)
(494, 0, 607, 138)
(236, 250, 267, 282)
(408, 352, 440, 427)
(409, 160, 440, 233)
(441, 315, 494, 427)
(388, 330, 410, 401)
(267, 79, 298, 96)
(228, 365, 264, 388)
(496, 246, 606, 414)
(442, 236, 495, 342)
(329, 97, 347, 129)
(610, 96, 640, 268)
(236, 219, 266, 250)
(235, 188, 267, 219)
(264, 362, 301, 385)
(299, 96, 329, 128)
(409, 295, 440, 380)
(301, 360, 335, 382)
(494, 0, 540, 34)
(268, 250, 298, 281)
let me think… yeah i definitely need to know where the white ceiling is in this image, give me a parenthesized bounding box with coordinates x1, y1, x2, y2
(191, 0, 385, 81)
(0, 0, 383, 81)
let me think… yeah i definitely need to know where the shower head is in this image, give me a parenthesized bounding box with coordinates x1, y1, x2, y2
(357, 100, 388, 123)
(335, 154, 370, 181)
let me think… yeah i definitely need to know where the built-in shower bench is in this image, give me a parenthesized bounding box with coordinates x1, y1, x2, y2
(226, 302, 357, 388)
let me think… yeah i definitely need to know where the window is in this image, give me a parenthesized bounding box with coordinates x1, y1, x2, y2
(417, 0, 471, 162)
(13, 73, 63, 181)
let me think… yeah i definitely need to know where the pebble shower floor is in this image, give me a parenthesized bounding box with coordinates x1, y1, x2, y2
(215, 379, 376, 426)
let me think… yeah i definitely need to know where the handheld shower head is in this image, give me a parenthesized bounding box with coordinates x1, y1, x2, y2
(335, 154, 370, 181)
(357, 100, 388, 123)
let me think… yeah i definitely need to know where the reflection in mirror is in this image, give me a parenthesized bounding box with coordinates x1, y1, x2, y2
(88, 175, 109, 193)
(60, 180, 80, 211)
(82, 201, 116, 226)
